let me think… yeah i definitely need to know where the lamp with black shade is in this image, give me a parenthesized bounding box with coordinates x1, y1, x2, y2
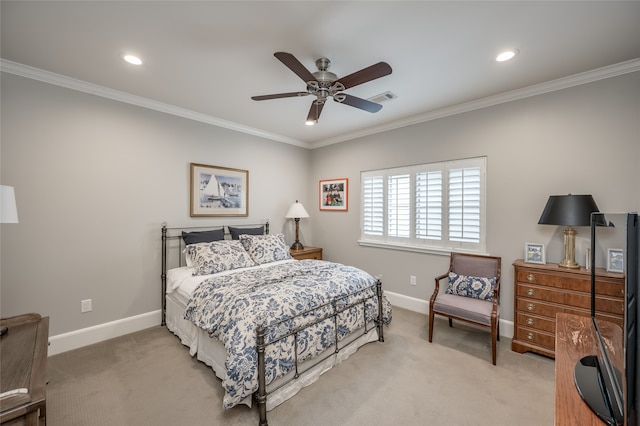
(538, 194, 599, 269)
(285, 200, 309, 250)
(1, 185, 19, 336)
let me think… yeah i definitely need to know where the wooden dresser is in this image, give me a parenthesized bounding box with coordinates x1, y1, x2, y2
(1, 313, 49, 426)
(512, 259, 624, 358)
(290, 246, 323, 260)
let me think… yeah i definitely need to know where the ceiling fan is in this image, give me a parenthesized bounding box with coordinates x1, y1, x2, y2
(251, 52, 392, 125)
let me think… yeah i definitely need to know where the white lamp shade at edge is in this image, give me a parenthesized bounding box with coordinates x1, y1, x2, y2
(0, 185, 19, 223)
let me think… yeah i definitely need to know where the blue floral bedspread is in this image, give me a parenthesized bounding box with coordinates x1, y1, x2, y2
(183, 260, 392, 409)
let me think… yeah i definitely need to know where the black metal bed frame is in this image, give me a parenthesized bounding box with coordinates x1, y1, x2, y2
(161, 223, 385, 426)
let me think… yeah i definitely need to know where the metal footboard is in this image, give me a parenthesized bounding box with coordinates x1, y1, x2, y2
(255, 278, 385, 426)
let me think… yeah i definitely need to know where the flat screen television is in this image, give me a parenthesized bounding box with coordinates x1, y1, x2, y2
(574, 212, 639, 426)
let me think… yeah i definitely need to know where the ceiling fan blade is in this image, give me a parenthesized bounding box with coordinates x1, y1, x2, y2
(335, 94, 382, 113)
(251, 92, 309, 101)
(334, 62, 392, 90)
(306, 100, 325, 123)
(274, 52, 317, 83)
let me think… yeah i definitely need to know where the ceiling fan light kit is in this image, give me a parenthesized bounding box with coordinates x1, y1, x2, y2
(252, 52, 392, 124)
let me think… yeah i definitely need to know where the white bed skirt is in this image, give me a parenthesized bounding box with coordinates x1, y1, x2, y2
(165, 293, 380, 411)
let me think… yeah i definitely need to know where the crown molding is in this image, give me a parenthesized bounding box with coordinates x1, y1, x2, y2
(3, 58, 638, 150)
(0, 59, 311, 149)
(311, 58, 640, 149)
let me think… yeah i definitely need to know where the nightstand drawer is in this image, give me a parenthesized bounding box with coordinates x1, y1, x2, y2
(290, 247, 323, 260)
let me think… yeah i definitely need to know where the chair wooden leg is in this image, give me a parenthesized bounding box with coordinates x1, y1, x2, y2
(448, 318, 453, 328)
(491, 326, 497, 365)
(428, 309, 434, 342)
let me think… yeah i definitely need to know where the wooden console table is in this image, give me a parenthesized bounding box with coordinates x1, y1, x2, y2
(555, 312, 622, 425)
(0, 313, 49, 426)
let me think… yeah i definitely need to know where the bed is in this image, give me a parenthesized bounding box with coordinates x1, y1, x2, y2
(161, 222, 392, 426)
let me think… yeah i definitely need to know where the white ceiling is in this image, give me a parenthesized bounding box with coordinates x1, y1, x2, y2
(2, 1, 640, 149)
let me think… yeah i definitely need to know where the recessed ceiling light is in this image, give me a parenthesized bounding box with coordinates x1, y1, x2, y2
(495, 49, 519, 62)
(122, 54, 143, 65)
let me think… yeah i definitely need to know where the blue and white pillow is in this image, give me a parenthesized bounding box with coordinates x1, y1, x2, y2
(187, 240, 256, 276)
(239, 234, 292, 265)
(445, 272, 496, 301)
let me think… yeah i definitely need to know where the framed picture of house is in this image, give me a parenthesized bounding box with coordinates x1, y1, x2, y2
(607, 248, 624, 273)
(319, 178, 348, 211)
(190, 163, 248, 217)
(524, 242, 545, 264)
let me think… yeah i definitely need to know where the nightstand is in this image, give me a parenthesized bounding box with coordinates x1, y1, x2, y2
(290, 246, 323, 260)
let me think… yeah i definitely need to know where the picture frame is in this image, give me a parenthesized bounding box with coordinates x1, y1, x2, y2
(319, 178, 348, 211)
(190, 163, 248, 217)
(607, 248, 624, 273)
(524, 242, 545, 264)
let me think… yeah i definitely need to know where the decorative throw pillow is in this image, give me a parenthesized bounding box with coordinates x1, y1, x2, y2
(228, 226, 264, 240)
(187, 240, 256, 275)
(182, 229, 225, 245)
(445, 272, 496, 301)
(239, 234, 292, 265)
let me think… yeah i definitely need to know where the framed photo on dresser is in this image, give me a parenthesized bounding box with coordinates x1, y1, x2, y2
(524, 242, 545, 264)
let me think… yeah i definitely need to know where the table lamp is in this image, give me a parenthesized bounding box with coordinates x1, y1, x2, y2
(538, 194, 599, 269)
(285, 200, 309, 250)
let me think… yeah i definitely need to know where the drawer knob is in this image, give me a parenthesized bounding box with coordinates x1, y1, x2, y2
(526, 288, 536, 296)
(526, 318, 535, 326)
(526, 303, 536, 311)
(526, 274, 536, 282)
(526, 332, 535, 340)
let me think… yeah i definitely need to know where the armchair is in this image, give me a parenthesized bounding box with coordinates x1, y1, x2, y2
(429, 252, 502, 365)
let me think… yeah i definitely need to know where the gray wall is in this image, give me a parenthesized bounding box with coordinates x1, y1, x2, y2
(0, 73, 312, 335)
(1, 69, 638, 339)
(309, 71, 640, 320)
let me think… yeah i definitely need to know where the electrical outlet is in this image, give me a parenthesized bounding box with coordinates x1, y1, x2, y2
(410, 275, 417, 286)
(81, 299, 92, 313)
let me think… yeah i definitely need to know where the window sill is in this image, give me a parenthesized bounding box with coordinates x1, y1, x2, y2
(357, 239, 487, 256)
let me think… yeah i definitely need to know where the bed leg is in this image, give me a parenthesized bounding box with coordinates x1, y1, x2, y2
(376, 279, 384, 342)
(257, 325, 268, 426)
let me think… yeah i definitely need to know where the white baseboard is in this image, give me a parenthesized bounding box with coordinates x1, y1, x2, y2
(48, 310, 162, 356)
(384, 291, 514, 339)
(48, 293, 514, 356)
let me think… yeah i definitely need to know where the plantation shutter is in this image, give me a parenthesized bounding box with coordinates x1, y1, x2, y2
(416, 171, 443, 240)
(448, 166, 481, 243)
(387, 174, 411, 238)
(363, 175, 384, 236)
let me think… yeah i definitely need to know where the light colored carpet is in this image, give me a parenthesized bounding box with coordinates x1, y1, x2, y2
(46, 308, 555, 425)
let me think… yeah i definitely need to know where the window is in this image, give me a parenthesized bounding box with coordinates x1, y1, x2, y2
(360, 157, 486, 253)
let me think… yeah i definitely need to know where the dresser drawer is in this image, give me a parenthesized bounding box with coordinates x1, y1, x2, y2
(516, 298, 590, 319)
(516, 283, 624, 315)
(515, 312, 556, 334)
(514, 327, 556, 350)
(516, 269, 624, 297)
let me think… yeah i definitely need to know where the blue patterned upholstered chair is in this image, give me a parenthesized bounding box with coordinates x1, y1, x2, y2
(429, 252, 502, 365)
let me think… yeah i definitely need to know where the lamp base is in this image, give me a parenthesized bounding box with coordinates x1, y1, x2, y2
(290, 241, 304, 250)
(559, 226, 581, 269)
(559, 259, 581, 269)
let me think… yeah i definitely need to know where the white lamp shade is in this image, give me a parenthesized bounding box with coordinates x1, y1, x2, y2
(285, 201, 309, 219)
(1, 185, 19, 223)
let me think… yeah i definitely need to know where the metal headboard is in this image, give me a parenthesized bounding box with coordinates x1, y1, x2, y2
(160, 220, 270, 325)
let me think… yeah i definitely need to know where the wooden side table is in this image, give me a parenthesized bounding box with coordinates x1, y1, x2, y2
(290, 246, 323, 260)
(0, 313, 49, 426)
